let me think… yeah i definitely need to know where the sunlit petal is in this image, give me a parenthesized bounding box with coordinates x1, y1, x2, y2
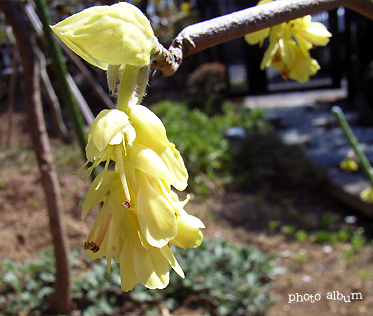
(137, 173, 177, 247)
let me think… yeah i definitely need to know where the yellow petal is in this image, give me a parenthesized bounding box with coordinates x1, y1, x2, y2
(81, 171, 120, 218)
(160, 246, 185, 278)
(128, 104, 188, 190)
(91, 109, 133, 154)
(126, 144, 173, 183)
(85, 133, 100, 162)
(260, 40, 279, 69)
(137, 173, 177, 248)
(128, 104, 168, 150)
(303, 23, 332, 46)
(291, 16, 331, 48)
(178, 209, 205, 228)
(133, 245, 170, 289)
(293, 34, 313, 55)
(159, 145, 188, 191)
(120, 238, 138, 292)
(288, 50, 320, 82)
(244, 28, 270, 46)
(107, 185, 127, 212)
(171, 212, 204, 249)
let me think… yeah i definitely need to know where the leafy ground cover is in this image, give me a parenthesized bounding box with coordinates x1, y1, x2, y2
(1, 239, 280, 316)
(0, 102, 372, 315)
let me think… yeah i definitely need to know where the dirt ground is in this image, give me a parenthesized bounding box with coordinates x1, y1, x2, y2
(0, 109, 372, 316)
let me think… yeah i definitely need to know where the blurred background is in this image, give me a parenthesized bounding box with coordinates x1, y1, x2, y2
(0, 1, 372, 315)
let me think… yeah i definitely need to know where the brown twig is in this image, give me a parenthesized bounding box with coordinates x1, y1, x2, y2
(152, 0, 373, 77)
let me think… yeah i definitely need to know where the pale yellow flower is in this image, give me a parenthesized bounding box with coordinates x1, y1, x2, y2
(51, 2, 159, 70)
(82, 171, 203, 291)
(244, 0, 331, 83)
(360, 186, 373, 203)
(340, 157, 359, 172)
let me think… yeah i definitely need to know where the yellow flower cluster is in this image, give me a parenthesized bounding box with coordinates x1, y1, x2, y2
(52, 2, 204, 291)
(245, 0, 332, 82)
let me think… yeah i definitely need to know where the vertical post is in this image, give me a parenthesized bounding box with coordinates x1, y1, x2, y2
(0, 2, 71, 313)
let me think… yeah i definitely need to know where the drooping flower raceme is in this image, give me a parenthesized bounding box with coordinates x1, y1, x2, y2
(244, 0, 332, 82)
(51, 2, 204, 291)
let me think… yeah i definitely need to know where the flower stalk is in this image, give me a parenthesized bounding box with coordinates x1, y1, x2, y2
(332, 106, 373, 202)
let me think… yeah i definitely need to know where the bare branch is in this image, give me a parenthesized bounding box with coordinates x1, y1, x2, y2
(152, 0, 373, 77)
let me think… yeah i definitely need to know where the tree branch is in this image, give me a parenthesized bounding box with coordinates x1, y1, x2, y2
(152, 0, 373, 77)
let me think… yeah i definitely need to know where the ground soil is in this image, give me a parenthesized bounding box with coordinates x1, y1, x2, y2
(0, 109, 372, 316)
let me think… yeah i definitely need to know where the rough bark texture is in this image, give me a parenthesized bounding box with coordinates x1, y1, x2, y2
(0, 2, 71, 314)
(152, 0, 373, 77)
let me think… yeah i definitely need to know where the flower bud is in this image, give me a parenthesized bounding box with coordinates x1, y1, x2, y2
(340, 157, 359, 172)
(51, 2, 158, 70)
(361, 187, 373, 203)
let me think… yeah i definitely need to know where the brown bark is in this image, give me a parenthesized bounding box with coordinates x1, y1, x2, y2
(6, 46, 17, 148)
(0, 1, 71, 314)
(152, 0, 373, 77)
